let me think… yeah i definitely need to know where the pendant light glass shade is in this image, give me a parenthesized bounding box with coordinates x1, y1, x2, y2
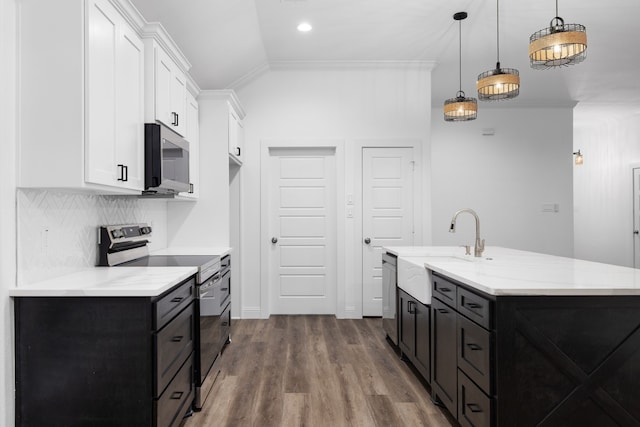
(444, 12, 477, 122)
(477, 0, 519, 101)
(529, 1, 587, 69)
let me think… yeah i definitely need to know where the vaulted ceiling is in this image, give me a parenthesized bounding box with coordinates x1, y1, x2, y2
(130, 0, 640, 108)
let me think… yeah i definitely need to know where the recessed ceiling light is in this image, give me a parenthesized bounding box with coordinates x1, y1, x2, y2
(297, 22, 312, 32)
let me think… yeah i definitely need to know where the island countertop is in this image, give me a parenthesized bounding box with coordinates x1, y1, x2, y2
(386, 246, 640, 297)
(8, 266, 197, 297)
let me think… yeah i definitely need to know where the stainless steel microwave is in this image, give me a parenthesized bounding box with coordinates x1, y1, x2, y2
(144, 123, 190, 195)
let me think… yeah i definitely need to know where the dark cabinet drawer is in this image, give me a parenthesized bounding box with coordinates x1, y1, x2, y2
(457, 315, 492, 395)
(458, 369, 492, 427)
(156, 302, 194, 397)
(457, 287, 492, 329)
(156, 353, 194, 427)
(433, 275, 457, 307)
(155, 278, 195, 330)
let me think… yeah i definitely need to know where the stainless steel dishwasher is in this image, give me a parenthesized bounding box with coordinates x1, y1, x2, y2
(382, 252, 398, 345)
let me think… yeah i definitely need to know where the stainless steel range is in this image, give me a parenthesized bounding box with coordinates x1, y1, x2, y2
(98, 224, 231, 410)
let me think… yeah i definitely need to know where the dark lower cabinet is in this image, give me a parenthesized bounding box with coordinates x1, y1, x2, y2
(430, 271, 640, 427)
(398, 288, 431, 383)
(431, 296, 458, 416)
(14, 277, 196, 427)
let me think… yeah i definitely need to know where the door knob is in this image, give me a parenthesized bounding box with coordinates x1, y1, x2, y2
(271, 237, 278, 244)
(364, 237, 371, 244)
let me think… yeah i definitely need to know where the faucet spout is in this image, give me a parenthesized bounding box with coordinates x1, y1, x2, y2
(449, 208, 485, 257)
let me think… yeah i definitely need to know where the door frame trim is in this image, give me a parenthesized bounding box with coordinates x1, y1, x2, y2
(260, 139, 346, 318)
(354, 139, 424, 317)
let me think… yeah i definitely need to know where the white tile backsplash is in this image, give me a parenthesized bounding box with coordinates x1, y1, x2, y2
(17, 189, 168, 285)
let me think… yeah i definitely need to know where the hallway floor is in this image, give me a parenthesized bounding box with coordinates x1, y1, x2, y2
(184, 315, 454, 427)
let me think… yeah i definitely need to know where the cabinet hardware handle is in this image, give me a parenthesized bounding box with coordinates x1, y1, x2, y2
(236, 147, 241, 156)
(271, 237, 278, 244)
(123, 165, 128, 182)
(437, 308, 448, 314)
(176, 113, 179, 127)
(467, 403, 483, 413)
(467, 302, 482, 309)
(171, 335, 184, 342)
(439, 287, 451, 293)
(189, 183, 194, 194)
(170, 391, 184, 400)
(171, 297, 184, 303)
(117, 164, 124, 181)
(364, 237, 371, 245)
(467, 343, 482, 351)
(171, 112, 178, 126)
(221, 288, 228, 292)
(408, 301, 416, 314)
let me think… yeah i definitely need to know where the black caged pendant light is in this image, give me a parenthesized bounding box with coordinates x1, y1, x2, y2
(529, 0, 587, 69)
(443, 12, 477, 122)
(476, 0, 520, 101)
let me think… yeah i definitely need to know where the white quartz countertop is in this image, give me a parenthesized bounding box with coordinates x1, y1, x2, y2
(151, 247, 232, 257)
(387, 246, 640, 297)
(9, 266, 197, 297)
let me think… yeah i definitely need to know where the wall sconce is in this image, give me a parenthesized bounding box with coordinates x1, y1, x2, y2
(573, 150, 583, 165)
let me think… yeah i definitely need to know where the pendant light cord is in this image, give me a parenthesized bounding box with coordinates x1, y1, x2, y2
(458, 18, 462, 92)
(496, 0, 500, 65)
(556, 0, 559, 17)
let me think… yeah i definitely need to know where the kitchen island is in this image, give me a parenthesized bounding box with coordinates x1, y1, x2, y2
(385, 247, 640, 427)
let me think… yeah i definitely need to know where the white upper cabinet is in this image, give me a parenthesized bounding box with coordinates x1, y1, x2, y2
(151, 44, 187, 137)
(226, 97, 246, 166)
(178, 90, 200, 199)
(85, 0, 144, 190)
(228, 106, 245, 164)
(19, 0, 146, 193)
(143, 33, 188, 138)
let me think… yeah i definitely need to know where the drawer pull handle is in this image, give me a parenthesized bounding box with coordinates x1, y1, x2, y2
(170, 391, 184, 400)
(467, 343, 482, 351)
(408, 301, 416, 314)
(221, 288, 228, 292)
(171, 297, 184, 303)
(437, 308, 448, 314)
(467, 403, 483, 413)
(171, 335, 184, 342)
(439, 287, 452, 293)
(467, 302, 482, 309)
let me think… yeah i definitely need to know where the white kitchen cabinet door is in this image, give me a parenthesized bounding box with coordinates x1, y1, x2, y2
(154, 46, 186, 137)
(85, 0, 144, 191)
(228, 105, 244, 164)
(85, 0, 118, 187)
(179, 91, 199, 199)
(114, 21, 145, 190)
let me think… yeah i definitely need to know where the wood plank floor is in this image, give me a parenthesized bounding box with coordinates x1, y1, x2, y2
(184, 316, 455, 427)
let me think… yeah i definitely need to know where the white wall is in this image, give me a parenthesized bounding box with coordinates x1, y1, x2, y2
(237, 64, 432, 318)
(167, 93, 231, 248)
(573, 104, 640, 267)
(1, 0, 17, 424)
(430, 107, 574, 257)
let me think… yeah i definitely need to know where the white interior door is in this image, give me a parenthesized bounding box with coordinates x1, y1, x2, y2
(634, 168, 640, 268)
(362, 147, 414, 316)
(269, 148, 337, 314)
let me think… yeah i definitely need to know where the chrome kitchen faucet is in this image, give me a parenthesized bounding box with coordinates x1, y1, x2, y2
(449, 208, 485, 257)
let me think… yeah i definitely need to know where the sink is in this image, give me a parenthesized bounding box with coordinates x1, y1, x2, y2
(397, 256, 435, 305)
(453, 254, 494, 262)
